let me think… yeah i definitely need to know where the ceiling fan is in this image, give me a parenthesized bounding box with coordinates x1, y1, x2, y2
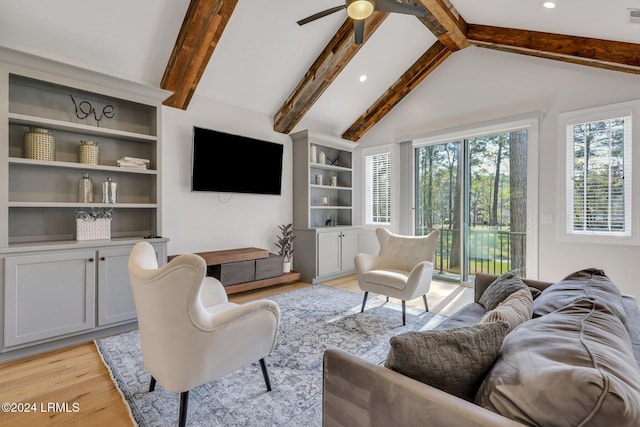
(297, 0, 427, 45)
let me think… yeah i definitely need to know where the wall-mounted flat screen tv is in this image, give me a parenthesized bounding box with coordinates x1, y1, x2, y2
(191, 126, 283, 195)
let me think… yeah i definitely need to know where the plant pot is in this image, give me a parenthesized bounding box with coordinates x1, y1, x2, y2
(283, 261, 291, 273)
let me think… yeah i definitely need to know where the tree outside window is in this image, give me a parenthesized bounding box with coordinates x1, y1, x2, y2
(566, 116, 631, 236)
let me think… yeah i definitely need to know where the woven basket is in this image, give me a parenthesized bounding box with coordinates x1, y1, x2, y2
(24, 127, 55, 161)
(79, 141, 99, 164)
(76, 218, 111, 241)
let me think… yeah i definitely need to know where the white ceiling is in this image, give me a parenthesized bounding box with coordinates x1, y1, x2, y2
(1, 0, 640, 138)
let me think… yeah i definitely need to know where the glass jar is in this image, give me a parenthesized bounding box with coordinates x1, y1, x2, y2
(78, 172, 93, 203)
(102, 177, 117, 204)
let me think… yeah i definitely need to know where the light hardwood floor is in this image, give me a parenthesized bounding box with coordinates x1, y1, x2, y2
(0, 275, 472, 426)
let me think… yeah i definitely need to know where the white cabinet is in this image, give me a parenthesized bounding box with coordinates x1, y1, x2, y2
(4, 250, 96, 347)
(2, 241, 167, 349)
(97, 242, 166, 326)
(317, 229, 360, 277)
(295, 227, 360, 283)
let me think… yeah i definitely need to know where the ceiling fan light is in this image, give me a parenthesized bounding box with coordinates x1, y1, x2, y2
(347, 0, 374, 20)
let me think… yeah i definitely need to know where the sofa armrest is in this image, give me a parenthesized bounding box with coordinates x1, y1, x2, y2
(323, 348, 525, 427)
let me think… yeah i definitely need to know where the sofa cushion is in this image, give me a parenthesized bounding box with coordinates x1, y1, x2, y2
(385, 321, 509, 402)
(436, 302, 487, 330)
(476, 298, 640, 427)
(480, 288, 533, 332)
(478, 272, 527, 311)
(533, 268, 627, 324)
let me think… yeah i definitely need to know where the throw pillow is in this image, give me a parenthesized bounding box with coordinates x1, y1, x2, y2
(480, 288, 533, 332)
(478, 272, 527, 311)
(384, 321, 509, 402)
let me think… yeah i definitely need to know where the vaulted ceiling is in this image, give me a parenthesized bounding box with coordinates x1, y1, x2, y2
(2, 0, 640, 143)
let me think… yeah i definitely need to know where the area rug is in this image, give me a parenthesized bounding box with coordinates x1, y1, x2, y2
(95, 284, 447, 427)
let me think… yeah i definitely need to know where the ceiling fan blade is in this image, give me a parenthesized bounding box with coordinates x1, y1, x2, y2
(354, 19, 365, 45)
(297, 5, 346, 25)
(374, 0, 426, 16)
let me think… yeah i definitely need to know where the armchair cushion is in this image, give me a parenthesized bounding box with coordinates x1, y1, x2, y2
(385, 321, 510, 402)
(363, 269, 410, 290)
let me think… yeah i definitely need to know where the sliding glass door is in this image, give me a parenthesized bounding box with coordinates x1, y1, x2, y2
(415, 129, 529, 283)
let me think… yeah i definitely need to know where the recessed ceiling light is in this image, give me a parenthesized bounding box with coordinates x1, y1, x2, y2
(542, 1, 556, 8)
(359, 74, 367, 82)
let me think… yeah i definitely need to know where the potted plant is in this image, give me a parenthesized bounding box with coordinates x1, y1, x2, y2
(275, 223, 296, 273)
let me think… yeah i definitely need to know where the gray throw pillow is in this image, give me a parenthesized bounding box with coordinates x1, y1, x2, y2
(385, 322, 509, 402)
(478, 272, 527, 311)
(480, 288, 533, 332)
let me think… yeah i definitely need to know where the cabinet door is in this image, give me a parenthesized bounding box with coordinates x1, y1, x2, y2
(340, 230, 360, 272)
(4, 250, 96, 347)
(97, 242, 167, 326)
(317, 231, 341, 276)
(97, 247, 135, 326)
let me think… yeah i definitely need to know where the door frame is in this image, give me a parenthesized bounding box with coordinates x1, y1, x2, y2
(409, 112, 540, 282)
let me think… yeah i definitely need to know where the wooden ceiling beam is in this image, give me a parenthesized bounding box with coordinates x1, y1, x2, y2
(273, 13, 388, 135)
(342, 41, 452, 141)
(161, 0, 238, 110)
(404, 0, 469, 51)
(467, 24, 640, 75)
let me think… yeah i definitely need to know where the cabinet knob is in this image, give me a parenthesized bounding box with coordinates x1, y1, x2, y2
(100, 257, 106, 261)
(88, 258, 94, 262)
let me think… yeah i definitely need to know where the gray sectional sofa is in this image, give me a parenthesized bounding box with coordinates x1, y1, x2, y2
(323, 269, 640, 427)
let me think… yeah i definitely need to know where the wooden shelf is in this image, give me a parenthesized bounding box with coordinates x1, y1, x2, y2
(224, 271, 301, 295)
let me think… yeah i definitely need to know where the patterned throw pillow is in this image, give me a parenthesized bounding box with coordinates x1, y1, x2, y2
(478, 272, 527, 311)
(480, 288, 533, 332)
(385, 322, 510, 402)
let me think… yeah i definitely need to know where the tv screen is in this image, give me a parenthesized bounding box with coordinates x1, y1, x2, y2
(191, 127, 283, 195)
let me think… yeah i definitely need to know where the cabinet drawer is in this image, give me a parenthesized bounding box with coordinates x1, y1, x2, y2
(210, 260, 255, 286)
(255, 254, 284, 280)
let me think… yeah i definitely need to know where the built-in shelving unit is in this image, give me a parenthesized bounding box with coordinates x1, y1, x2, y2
(0, 47, 169, 360)
(290, 130, 361, 283)
(3, 71, 161, 245)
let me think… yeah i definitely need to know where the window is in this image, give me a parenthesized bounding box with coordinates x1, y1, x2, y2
(566, 116, 631, 236)
(365, 150, 391, 225)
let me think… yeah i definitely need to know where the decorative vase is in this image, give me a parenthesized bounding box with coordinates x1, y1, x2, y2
(79, 140, 99, 164)
(78, 172, 93, 203)
(23, 127, 55, 161)
(283, 261, 292, 274)
(310, 144, 317, 163)
(102, 177, 117, 204)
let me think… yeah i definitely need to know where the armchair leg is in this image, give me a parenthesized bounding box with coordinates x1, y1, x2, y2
(259, 358, 272, 391)
(149, 375, 156, 392)
(386, 296, 389, 302)
(402, 300, 406, 326)
(178, 391, 189, 427)
(423, 294, 429, 312)
(361, 292, 369, 313)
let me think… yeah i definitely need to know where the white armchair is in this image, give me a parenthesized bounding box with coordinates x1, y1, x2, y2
(355, 228, 439, 325)
(128, 242, 280, 427)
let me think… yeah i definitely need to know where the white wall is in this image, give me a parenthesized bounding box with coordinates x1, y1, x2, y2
(161, 95, 292, 256)
(356, 46, 640, 297)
